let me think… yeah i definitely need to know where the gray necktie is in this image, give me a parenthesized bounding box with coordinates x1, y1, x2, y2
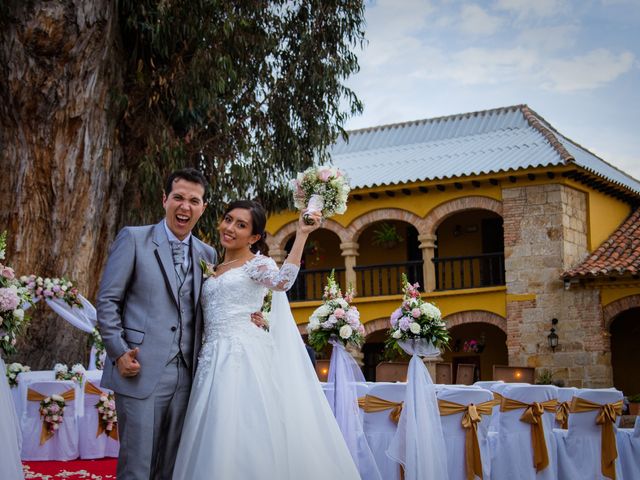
(171, 241, 186, 283)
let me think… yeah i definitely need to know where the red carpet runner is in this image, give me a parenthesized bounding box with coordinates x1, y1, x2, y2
(23, 458, 117, 479)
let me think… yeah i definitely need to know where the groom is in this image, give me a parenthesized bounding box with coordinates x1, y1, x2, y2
(97, 168, 215, 479)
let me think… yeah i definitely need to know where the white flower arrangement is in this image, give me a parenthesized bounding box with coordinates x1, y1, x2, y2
(39, 394, 66, 433)
(0, 231, 33, 356)
(55, 363, 85, 383)
(95, 392, 118, 436)
(291, 166, 351, 220)
(19, 274, 83, 308)
(5, 362, 30, 388)
(89, 328, 106, 369)
(385, 274, 450, 356)
(307, 271, 364, 351)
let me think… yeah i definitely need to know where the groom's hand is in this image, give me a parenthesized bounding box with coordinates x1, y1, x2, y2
(251, 312, 268, 330)
(116, 348, 141, 377)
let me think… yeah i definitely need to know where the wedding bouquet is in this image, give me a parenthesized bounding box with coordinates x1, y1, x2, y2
(0, 231, 33, 356)
(55, 363, 85, 383)
(40, 394, 66, 433)
(307, 271, 364, 351)
(19, 274, 83, 308)
(95, 392, 118, 435)
(291, 165, 351, 224)
(5, 362, 30, 388)
(89, 328, 106, 369)
(385, 274, 450, 357)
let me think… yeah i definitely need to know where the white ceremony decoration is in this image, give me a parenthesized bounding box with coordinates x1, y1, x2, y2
(5, 362, 30, 388)
(291, 165, 351, 224)
(308, 272, 381, 480)
(386, 275, 450, 480)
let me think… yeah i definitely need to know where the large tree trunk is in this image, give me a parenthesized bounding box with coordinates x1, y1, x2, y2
(0, 1, 125, 368)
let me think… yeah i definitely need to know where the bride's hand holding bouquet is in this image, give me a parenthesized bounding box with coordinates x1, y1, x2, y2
(291, 165, 351, 225)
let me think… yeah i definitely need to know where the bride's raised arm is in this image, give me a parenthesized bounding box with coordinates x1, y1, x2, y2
(249, 209, 322, 291)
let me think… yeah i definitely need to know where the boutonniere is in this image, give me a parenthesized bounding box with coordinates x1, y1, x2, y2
(199, 259, 216, 278)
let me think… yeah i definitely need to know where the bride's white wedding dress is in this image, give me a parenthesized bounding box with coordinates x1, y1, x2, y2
(0, 357, 24, 480)
(173, 255, 360, 480)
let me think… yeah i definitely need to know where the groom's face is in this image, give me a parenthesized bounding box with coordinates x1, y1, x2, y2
(163, 178, 207, 240)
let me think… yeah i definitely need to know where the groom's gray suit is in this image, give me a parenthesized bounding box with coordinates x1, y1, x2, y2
(97, 221, 216, 479)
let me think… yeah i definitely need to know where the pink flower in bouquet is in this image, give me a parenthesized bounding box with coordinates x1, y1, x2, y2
(1, 265, 15, 280)
(390, 308, 402, 327)
(50, 404, 60, 413)
(399, 317, 411, 332)
(411, 307, 421, 318)
(317, 168, 332, 182)
(333, 308, 346, 319)
(0, 287, 19, 312)
(358, 324, 365, 334)
(346, 308, 360, 326)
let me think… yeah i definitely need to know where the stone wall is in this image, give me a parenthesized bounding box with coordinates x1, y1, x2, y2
(503, 183, 611, 387)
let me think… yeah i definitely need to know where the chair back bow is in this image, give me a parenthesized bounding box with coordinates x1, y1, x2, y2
(556, 401, 570, 429)
(439, 398, 499, 480)
(570, 397, 623, 480)
(27, 387, 75, 445)
(500, 397, 557, 472)
(85, 382, 119, 441)
(358, 394, 404, 423)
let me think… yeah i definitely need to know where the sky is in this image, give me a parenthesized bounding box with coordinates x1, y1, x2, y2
(344, 0, 640, 181)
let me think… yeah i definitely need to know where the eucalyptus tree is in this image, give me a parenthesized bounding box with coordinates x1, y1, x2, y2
(0, 0, 364, 366)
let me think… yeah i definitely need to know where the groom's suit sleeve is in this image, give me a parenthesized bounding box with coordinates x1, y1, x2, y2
(97, 227, 136, 362)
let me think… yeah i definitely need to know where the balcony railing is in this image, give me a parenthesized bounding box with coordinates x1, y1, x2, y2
(287, 267, 346, 302)
(433, 252, 505, 291)
(354, 260, 424, 297)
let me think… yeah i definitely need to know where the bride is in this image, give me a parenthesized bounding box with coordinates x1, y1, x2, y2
(173, 200, 360, 479)
(0, 356, 24, 479)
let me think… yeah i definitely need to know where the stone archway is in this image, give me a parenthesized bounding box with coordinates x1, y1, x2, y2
(443, 310, 507, 333)
(603, 295, 640, 331)
(346, 208, 429, 241)
(604, 295, 640, 395)
(423, 196, 503, 236)
(267, 218, 350, 263)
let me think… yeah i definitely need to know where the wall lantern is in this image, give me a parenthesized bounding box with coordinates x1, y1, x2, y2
(547, 318, 559, 352)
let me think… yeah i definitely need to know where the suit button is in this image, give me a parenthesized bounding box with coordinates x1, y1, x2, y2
(171, 326, 177, 332)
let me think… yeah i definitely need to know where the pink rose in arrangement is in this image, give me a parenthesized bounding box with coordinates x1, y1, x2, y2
(317, 168, 332, 182)
(333, 308, 346, 319)
(411, 307, 421, 318)
(0, 265, 15, 280)
(0, 287, 19, 312)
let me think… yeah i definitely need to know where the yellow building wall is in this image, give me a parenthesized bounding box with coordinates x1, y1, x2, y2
(600, 284, 640, 307)
(583, 188, 632, 251)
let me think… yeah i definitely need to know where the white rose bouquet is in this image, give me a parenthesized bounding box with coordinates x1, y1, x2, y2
(0, 231, 33, 356)
(5, 362, 30, 388)
(291, 166, 351, 224)
(19, 274, 82, 308)
(95, 392, 118, 438)
(385, 274, 450, 357)
(54, 363, 85, 383)
(307, 270, 364, 351)
(39, 394, 66, 434)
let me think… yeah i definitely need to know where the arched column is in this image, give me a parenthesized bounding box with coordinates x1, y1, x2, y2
(418, 233, 437, 292)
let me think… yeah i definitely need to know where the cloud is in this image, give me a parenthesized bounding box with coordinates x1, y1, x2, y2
(494, 0, 569, 19)
(516, 25, 580, 52)
(542, 49, 635, 91)
(458, 4, 504, 35)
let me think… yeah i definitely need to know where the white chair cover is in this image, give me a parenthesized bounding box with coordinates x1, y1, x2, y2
(362, 383, 406, 480)
(487, 382, 529, 434)
(555, 387, 577, 429)
(78, 382, 119, 459)
(15, 370, 54, 422)
(0, 357, 23, 479)
(617, 415, 640, 480)
(438, 386, 495, 480)
(474, 380, 504, 389)
(489, 384, 558, 480)
(387, 345, 449, 480)
(20, 380, 79, 461)
(554, 388, 623, 480)
(327, 341, 382, 480)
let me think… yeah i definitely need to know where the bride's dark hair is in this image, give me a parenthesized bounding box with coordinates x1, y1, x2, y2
(223, 200, 269, 256)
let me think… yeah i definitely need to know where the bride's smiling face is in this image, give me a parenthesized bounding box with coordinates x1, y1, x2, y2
(218, 208, 260, 251)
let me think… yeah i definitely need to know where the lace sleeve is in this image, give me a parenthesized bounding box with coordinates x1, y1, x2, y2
(246, 255, 300, 291)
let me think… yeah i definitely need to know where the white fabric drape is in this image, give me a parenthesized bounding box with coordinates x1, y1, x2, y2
(387, 340, 449, 480)
(0, 356, 24, 479)
(26, 295, 96, 333)
(327, 340, 382, 480)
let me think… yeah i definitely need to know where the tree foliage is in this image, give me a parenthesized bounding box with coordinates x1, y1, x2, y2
(118, 0, 365, 236)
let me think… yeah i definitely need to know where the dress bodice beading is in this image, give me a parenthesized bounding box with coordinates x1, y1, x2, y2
(195, 255, 299, 385)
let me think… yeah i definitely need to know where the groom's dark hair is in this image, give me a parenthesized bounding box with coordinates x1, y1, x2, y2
(164, 168, 209, 198)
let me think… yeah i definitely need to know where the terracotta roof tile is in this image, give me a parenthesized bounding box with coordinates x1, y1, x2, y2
(563, 208, 640, 278)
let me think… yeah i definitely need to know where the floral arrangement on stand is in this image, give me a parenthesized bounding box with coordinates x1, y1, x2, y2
(39, 394, 66, 434)
(291, 165, 351, 224)
(54, 363, 86, 383)
(19, 274, 83, 308)
(95, 392, 118, 436)
(307, 270, 364, 352)
(463, 338, 485, 354)
(0, 231, 33, 356)
(5, 362, 30, 388)
(385, 274, 450, 357)
(89, 328, 106, 369)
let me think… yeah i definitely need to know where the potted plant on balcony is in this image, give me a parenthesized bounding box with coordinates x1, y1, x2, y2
(371, 222, 403, 249)
(628, 394, 640, 416)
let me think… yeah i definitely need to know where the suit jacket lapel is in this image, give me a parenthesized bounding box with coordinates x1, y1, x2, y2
(191, 239, 204, 308)
(152, 222, 179, 308)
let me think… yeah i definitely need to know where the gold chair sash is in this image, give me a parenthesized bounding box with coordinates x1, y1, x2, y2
(556, 401, 570, 429)
(438, 398, 499, 480)
(569, 397, 623, 480)
(358, 395, 403, 423)
(493, 392, 503, 402)
(85, 382, 119, 441)
(500, 397, 557, 472)
(27, 387, 75, 445)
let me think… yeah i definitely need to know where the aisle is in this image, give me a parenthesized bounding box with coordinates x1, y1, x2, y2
(23, 458, 116, 479)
